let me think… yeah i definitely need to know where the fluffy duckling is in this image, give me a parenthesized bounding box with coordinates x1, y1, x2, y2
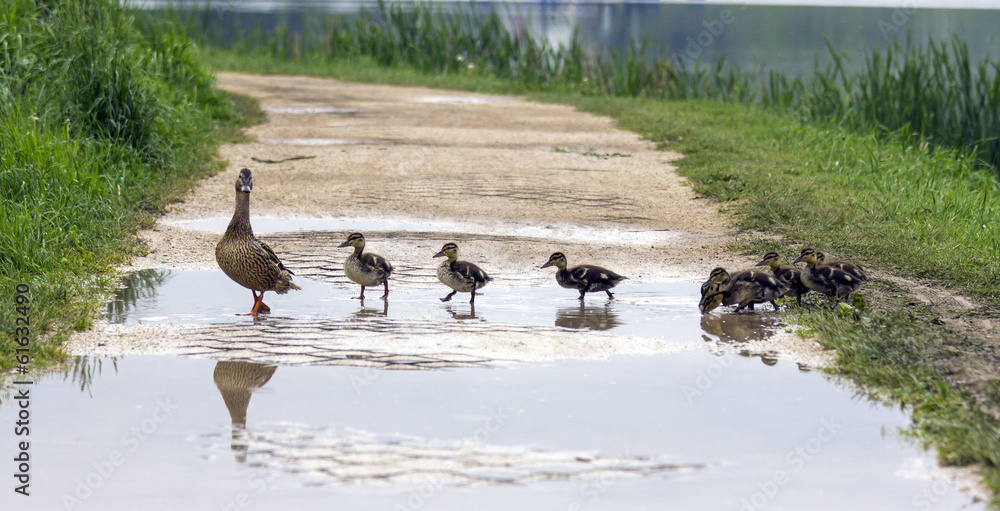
(755, 251, 808, 305)
(816, 251, 868, 282)
(792, 248, 867, 299)
(698, 267, 782, 314)
(541, 252, 628, 300)
(339, 232, 393, 299)
(433, 242, 492, 303)
(215, 168, 301, 316)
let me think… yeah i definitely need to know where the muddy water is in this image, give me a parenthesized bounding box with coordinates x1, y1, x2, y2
(0, 216, 986, 509)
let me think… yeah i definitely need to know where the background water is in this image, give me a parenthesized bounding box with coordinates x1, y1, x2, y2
(137, 0, 1000, 75)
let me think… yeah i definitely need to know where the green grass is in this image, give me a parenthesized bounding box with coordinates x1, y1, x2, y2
(0, 0, 258, 372)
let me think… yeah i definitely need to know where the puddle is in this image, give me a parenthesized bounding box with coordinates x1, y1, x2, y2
(0, 354, 983, 510)
(413, 95, 509, 105)
(106, 269, 698, 334)
(167, 216, 683, 245)
(91, 269, 725, 366)
(6, 215, 986, 509)
(262, 106, 364, 114)
(260, 138, 387, 146)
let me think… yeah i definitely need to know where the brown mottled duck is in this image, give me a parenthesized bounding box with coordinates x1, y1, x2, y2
(698, 267, 782, 314)
(339, 232, 393, 300)
(540, 252, 627, 300)
(433, 242, 492, 304)
(215, 168, 301, 315)
(755, 251, 809, 305)
(793, 248, 867, 300)
(816, 251, 868, 283)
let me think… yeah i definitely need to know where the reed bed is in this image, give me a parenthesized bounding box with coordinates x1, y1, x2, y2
(169, 0, 1000, 174)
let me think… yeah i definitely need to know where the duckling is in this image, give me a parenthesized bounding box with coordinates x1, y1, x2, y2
(540, 252, 628, 300)
(816, 251, 868, 282)
(433, 242, 492, 304)
(338, 232, 393, 299)
(215, 168, 301, 316)
(755, 251, 808, 305)
(698, 267, 782, 314)
(792, 248, 866, 300)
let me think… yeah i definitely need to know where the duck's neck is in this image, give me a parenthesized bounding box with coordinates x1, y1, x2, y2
(446, 255, 458, 269)
(353, 245, 365, 256)
(227, 191, 253, 235)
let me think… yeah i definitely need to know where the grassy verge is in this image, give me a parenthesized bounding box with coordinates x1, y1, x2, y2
(0, 0, 261, 373)
(197, 45, 1000, 506)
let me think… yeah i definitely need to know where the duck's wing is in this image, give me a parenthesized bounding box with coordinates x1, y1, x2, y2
(360, 252, 393, 275)
(255, 238, 294, 275)
(453, 260, 491, 284)
(569, 265, 626, 291)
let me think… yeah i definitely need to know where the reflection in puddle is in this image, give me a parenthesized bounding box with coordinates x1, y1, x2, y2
(555, 303, 621, 331)
(213, 361, 276, 463)
(106, 269, 170, 324)
(1, 355, 982, 510)
(352, 298, 388, 318)
(102, 269, 704, 343)
(699, 312, 781, 343)
(445, 303, 481, 321)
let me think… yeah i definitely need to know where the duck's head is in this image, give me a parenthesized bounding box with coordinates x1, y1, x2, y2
(235, 168, 253, 194)
(708, 266, 731, 284)
(540, 252, 567, 270)
(339, 232, 366, 249)
(433, 242, 459, 259)
(699, 279, 724, 314)
(815, 251, 829, 264)
(792, 248, 818, 265)
(755, 251, 780, 269)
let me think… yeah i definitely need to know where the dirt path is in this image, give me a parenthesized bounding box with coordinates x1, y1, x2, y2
(64, 73, 832, 366)
(148, 73, 739, 277)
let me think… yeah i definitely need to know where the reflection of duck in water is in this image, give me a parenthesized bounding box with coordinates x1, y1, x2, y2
(555, 302, 621, 331)
(354, 297, 388, 318)
(700, 314, 782, 366)
(213, 361, 276, 463)
(699, 313, 775, 343)
(446, 303, 479, 320)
